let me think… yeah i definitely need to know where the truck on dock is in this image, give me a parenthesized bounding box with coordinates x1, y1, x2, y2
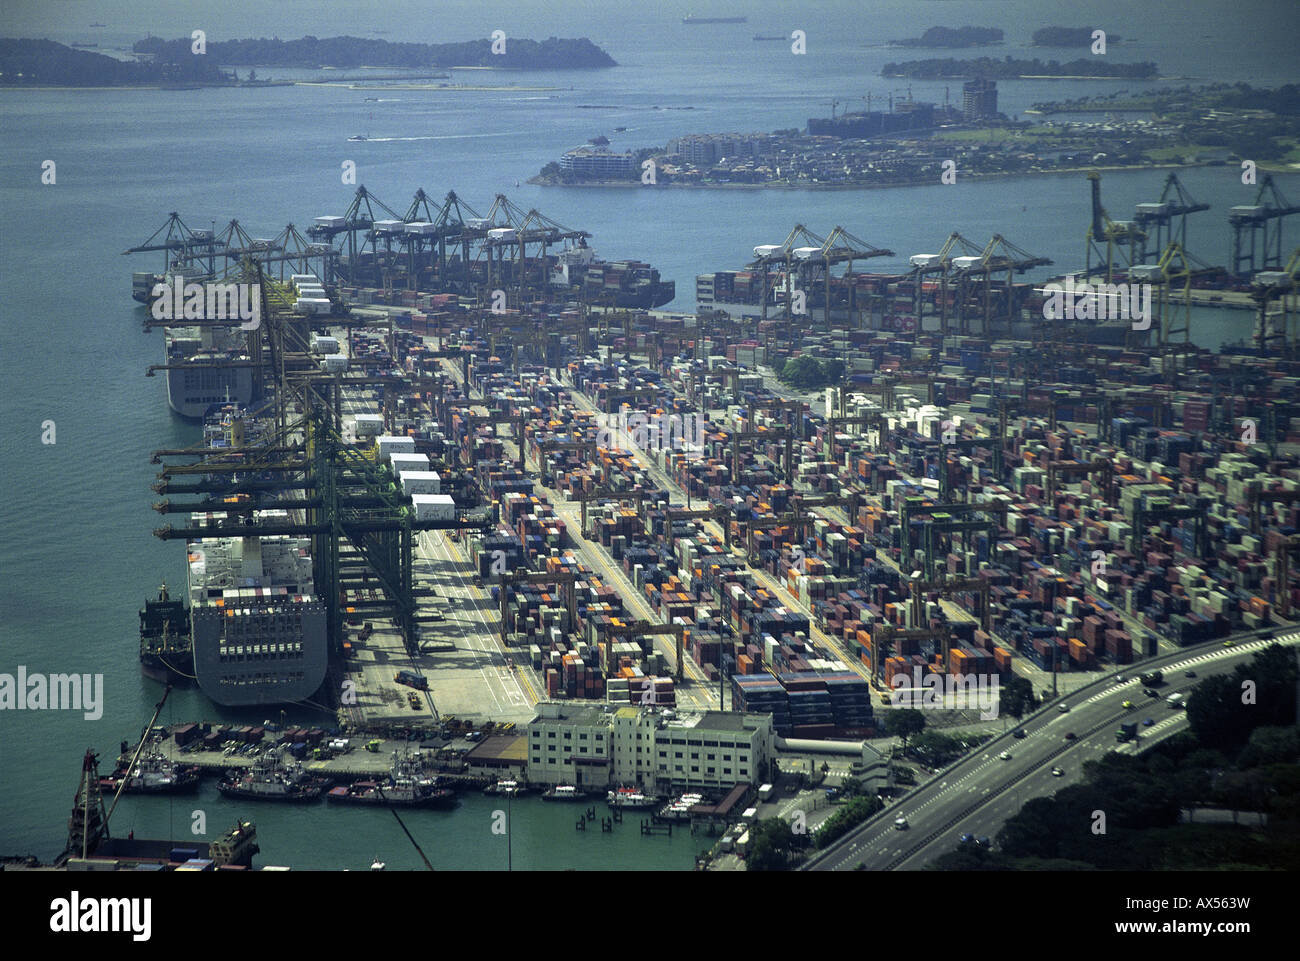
(395, 669, 428, 690)
(1116, 721, 1138, 742)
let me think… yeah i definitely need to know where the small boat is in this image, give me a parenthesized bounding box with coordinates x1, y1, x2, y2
(348, 134, 368, 142)
(541, 784, 590, 802)
(327, 750, 456, 808)
(370, 857, 386, 871)
(99, 752, 201, 795)
(614, 126, 627, 132)
(217, 750, 332, 802)
(607, 786, 660, 809)
(484, 778, 522, 796)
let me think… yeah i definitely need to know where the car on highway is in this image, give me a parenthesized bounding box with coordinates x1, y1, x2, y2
(959, 832, 975, 843)
(1051, 766, 1064, 777)
(998, 750, 1012, 760)
(1144, 688, 1160, 698)
(1143, 717, 1155, 726)
(894, 816, 909, 830)
(1184, 670, 1197, 678)
(1064, 731, 1076, 740)
(1013, 728, 1026, 739)
(1122, 700, 1134, 709)
(1058, 703, 1070, 713)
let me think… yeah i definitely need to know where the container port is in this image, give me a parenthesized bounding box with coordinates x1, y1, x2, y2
(102, 166, 1300, 875)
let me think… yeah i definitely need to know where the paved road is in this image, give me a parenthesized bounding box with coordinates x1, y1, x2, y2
(802, 630, 1299, 871)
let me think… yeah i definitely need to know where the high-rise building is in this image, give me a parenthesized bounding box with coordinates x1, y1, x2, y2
(962, 79, 998, 121)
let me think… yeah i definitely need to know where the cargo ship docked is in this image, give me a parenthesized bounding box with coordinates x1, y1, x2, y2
(162, 324, 258, 420)
(326, 751, 456, 808)
(218, 750, 333, 802)
(98, 752, 201, 795)
(139, 583, 193, 684)
(547, 241, 676, 309)
(186, 514, 328, 707)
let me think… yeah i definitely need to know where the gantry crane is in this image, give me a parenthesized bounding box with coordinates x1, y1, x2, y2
(1250, 247, 1300, 356)
(497, 568, 578, 643)
(1230, 174, 1300, 277)
(1084, 170, 1147, 283)
(598, 619, 688, 683)
(1133, 172, 1211, 263)
(1044, 457, 1115, 507)
(730, 426, 795, 480)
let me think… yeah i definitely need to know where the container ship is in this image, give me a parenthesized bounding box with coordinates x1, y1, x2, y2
(548, 242, 676, 309)
(186, 512, 328, 707)
(162, 324, 259, 419)
(340, 239, 675, 310)
(139, 582, 193, 684)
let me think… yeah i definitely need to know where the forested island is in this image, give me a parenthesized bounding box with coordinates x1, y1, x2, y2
(0, 38, 226, 85)
(132, 34, 617, 70)
(890, 26, 1003, 48)
(882, 56, 1156, 79)
(1032, 26, 1122, 47)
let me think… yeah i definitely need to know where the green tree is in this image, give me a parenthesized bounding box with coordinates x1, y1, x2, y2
(999, 674, 1036, 719)
(746, 817, 797, 871)
(883, 708, 927, 753)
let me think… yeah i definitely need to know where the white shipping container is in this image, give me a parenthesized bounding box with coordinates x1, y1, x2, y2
(412, 493, 456, 522)
(354, 414, 384, 437)
(400, 471, 442, 495)
(389, 452, 431, 475)
(321, 353, 348, 372)
(376, 435, 416, 461)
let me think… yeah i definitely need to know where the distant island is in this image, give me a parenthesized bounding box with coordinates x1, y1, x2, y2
(0, 38, 226, 85)
(890, 26, 1004, 48)
(132, 34, 617, 69)
(882, 56, 1156, 79)
(1032, 26, 1121, 47)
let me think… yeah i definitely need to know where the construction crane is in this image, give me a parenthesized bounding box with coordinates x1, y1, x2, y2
(1230, 174, 1300, 277)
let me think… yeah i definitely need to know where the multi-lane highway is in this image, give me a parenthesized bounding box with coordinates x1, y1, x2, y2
(803, 630, 1300, 871)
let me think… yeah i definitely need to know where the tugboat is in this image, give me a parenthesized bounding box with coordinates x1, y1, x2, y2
(217, 749, 332, 802)
(483, 778, 524, 796)
(327, 750, 456, 808)
(541, 784, 590, 802)
(606, 786, 660, 809)
(98, 752, 201, 795)
(139, 583, 192, 684)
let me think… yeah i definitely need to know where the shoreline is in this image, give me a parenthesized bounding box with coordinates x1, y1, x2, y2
(528, 161, 1222, 191)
